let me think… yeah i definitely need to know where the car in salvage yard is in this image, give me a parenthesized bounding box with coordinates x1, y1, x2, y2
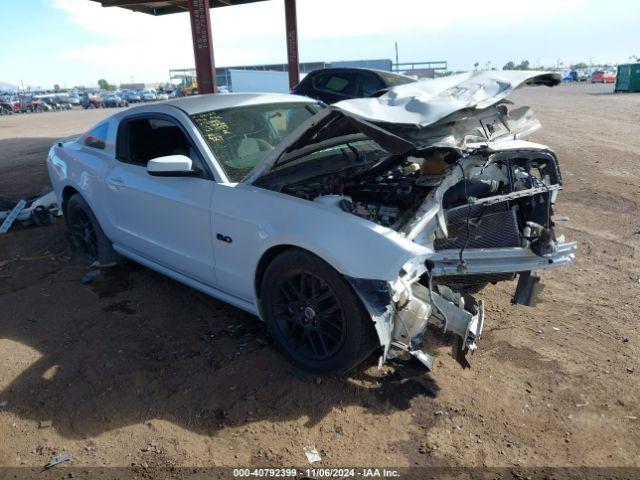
(591, 70, 616, 84)
(46, 71, 576, 374)
(103, 93, 129, 108)
(292, 67, 417, 104)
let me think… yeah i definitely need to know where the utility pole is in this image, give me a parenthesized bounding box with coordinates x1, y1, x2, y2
(395, 42, 399, 72)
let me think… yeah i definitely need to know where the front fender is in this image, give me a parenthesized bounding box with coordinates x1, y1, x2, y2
(210, 184, 428, 303)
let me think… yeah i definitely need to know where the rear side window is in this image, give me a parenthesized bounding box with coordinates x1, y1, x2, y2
(84, 123, 109, 150)
(360, 75, 385, 96)
(314, 73, 358, 96)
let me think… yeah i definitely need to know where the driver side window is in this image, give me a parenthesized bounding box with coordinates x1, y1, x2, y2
(116, 116, 209, 178)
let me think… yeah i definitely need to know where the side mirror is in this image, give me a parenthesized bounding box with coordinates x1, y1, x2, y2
(147, 155, 198, 177)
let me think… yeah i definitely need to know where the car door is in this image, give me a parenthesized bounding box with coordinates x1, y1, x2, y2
(103, 113, 217, 286)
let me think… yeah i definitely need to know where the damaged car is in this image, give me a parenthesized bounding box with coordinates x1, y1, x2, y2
(47, 71, 576, 374)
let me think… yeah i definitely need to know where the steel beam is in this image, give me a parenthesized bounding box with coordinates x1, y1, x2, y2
(284, 0, 300, 89)
(100, 0, 170, 6)
(188, 0, 217, 94)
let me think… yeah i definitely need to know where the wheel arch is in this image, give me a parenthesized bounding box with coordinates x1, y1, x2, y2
(254, 244, 306, 306)
(61, 185, 80, 214)
(252, 245, 391, 352)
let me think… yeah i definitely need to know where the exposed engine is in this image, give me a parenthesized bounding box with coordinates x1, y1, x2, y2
(280, 159, 429, 228)
(278, 148, 560, 240)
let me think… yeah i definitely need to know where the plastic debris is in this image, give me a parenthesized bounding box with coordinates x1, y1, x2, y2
(0, 190, 61, 229)
(0, 200, 26, 234)
(44, 452, 70, 469)
(303, 446, 321, 464)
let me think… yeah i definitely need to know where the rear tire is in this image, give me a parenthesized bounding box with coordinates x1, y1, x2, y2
(65, 193, 122, 265)
(261, 249, 377, 374)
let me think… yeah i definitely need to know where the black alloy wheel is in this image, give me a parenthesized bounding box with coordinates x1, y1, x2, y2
(262, 249, 377, 374)
(65, 194, 123, 265)
(272, 271, 346, 361)
(68, 206, 98, 261)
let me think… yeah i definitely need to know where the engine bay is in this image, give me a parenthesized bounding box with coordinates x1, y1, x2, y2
(273, 146, 562, 243)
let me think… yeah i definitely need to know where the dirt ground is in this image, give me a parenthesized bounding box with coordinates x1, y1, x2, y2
(0, 84, 638, 475)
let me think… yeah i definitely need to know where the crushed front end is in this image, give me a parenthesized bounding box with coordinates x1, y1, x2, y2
(351, 142, 576, 369)
(253, 71, 576, 370)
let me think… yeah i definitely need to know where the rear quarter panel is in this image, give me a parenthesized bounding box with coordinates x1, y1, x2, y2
(46, 117, 119, 238)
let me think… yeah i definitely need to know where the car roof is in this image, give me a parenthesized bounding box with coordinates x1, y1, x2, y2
(309, 67, 387, 74)
(307, 67, 413, 78)
(161, 92, 317, 115)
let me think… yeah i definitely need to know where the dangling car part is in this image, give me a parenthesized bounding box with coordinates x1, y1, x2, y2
(46, 71, 575, 374)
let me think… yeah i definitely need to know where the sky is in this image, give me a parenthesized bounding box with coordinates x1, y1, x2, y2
(0, 0, 638, 89)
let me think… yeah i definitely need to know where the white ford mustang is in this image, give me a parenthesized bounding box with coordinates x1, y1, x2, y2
(47, 71, 576, 374)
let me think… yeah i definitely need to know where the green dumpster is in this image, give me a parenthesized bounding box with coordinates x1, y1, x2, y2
(615, 63, 640, 93)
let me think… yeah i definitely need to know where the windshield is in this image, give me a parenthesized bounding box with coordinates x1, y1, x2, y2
(191, 102, 323, 182)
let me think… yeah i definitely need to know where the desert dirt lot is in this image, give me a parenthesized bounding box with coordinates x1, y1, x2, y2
(0, 84, 639, 474)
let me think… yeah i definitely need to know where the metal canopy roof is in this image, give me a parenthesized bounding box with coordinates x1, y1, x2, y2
(90, 0, 300, 92)
(91, 0, 268, 16)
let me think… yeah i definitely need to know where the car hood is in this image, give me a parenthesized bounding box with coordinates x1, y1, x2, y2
(334, 70, 559, 127)
(246, 70, 560, 183)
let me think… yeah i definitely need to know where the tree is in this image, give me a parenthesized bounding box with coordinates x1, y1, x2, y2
(97, 79, 116, 91)
(570, 62, 588, 70)
(503, 60, 530, 71)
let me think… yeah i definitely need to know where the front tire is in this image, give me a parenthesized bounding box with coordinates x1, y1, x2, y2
(65, 194, 122, 265)
(261, 249, 377, 374)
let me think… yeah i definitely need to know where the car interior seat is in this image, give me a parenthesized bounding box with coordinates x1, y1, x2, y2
(237, 136, 273, 158)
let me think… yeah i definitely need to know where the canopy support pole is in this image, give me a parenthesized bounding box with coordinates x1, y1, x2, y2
(188, 0, 216, 94)
(284, 0, 300, 89)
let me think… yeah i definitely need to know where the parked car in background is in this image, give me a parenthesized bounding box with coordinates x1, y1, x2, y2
(141, 88, 157, 102)
(43, 94, 72, 111)
(124, 91, 142, 103)
(292, 68, 416, 104)
(27, 96, 51, 113)
(81, 92, 104, 109)
(156, 92, 169, 101)
(0, 96, 20, 114)
(591, 70, 616, 83)
(47, 71, 575, 374)
(570, 70, 589, 82)
(103, 94, 128, 108)
(68, 93, 81, 105)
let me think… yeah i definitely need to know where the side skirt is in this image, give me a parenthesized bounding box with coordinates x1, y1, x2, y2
(113, 244, 260, 317)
